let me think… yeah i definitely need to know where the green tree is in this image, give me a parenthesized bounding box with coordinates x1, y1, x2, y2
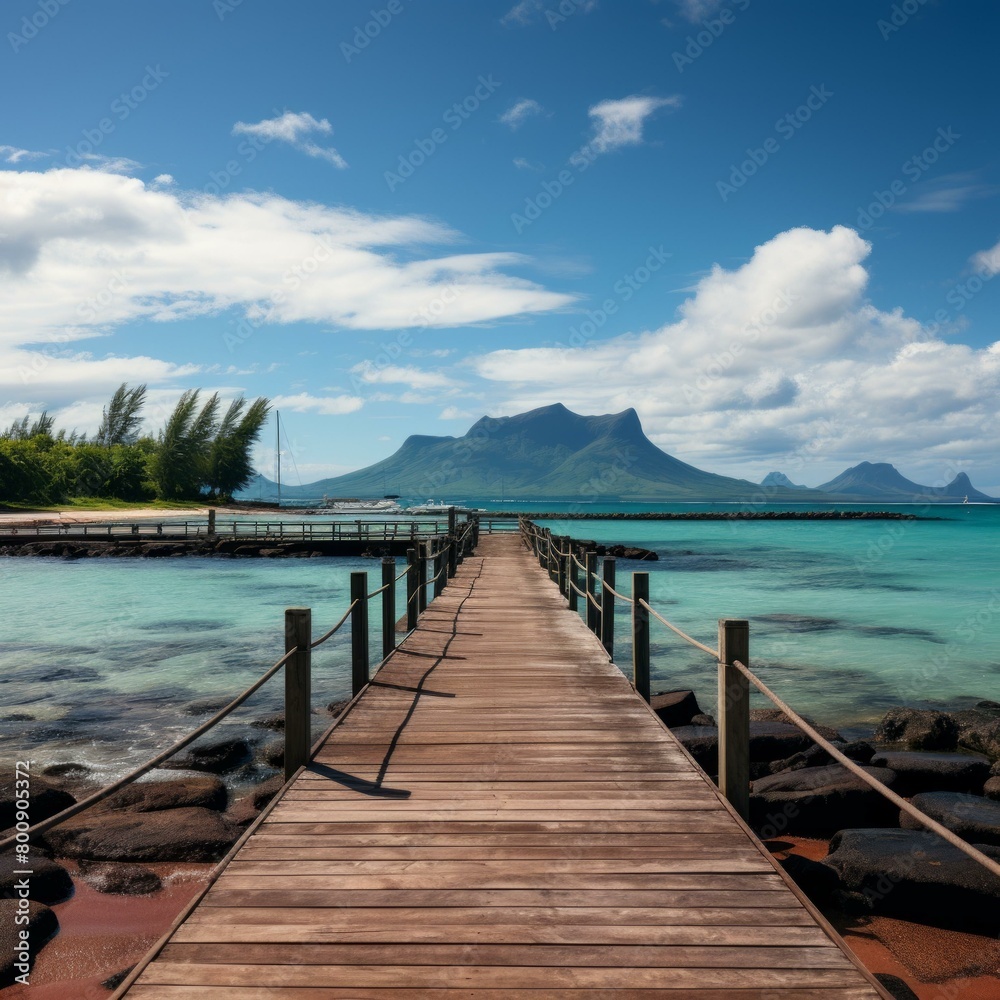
(96, 383, 147, 446)
(208, 396, 270, 499)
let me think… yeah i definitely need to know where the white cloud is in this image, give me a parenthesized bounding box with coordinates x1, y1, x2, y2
(974, 238, 1000, 276)
(500, 99, 544, 130)
(473, 226, 1000, 482)
(439, 406, 473, 420)
(674, 0, 724, 22)
(232, 111, 348, 169)
(351, 362, 457, 390)
(897, 184, 993, 214)
(270, 392, 363, 415)
(587, 95, 680, 154)
(0, 145, 46, 164)
(513, 157, 543, 171)
(501, 0, 596, 26)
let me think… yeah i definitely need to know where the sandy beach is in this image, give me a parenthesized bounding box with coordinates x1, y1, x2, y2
(0, 506, 245, 528)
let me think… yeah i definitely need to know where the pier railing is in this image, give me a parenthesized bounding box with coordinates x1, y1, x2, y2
(0, 520, 477, 854)
(519, 518, 1000, 881)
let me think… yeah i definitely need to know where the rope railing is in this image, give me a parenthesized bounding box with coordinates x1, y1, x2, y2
(641, 600, 719, 658)
(309, 602, 358, 649)
(519, 517, 1000, 882)
(2, 521, 480, 854)
(730, 658, 1000, 880)
(0, 646, 298, 852)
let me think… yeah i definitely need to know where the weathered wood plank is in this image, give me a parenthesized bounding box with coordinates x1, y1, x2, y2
(120, 534, 882, 999)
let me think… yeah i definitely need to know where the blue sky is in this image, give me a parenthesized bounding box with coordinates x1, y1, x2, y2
(2, 0, 999, 491)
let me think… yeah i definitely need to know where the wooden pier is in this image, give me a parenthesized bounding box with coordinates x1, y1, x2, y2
(119, 533, 885, 998)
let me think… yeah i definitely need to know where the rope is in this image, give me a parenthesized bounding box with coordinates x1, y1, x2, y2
(0, 646, 298, 852)
(586, 589, 602, 611)
(366, 582, 391, 599)
(309, 602, 357, 649)
(730, 659, 1000, 880)
(568, 580, 587, 598)
(640, 600, 719, 658)
(601, 581, 634, 604)
(572, 553, 589, 574)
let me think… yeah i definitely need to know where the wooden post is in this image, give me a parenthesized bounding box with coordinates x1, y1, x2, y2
(601, 556, 616, 658)
(718, 619, 750, 821)
(418, 543, 428, 614)
(568, 545, 580, 613)
(381, 557, 395, 661)
(406, 547, 418, 631)
(585, 551, 598, 633)
(207, 509, 216, 535)
(447, 506, 457, 535)
(556, 537, 567, 598)
(433, 549, 445, 599)
(284, 607, 311, 782)
(351, 573, 369, 696)
(632, 573, 650, 702)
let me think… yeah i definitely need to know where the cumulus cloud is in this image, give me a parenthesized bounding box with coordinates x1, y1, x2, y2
(974, 238, 1000, 276)
(0, 145, 46, 164)
(673, 0, 725, 22)
(587, 95, 680, 154)
(0, 166, 572, 423)
(500, 99, 544, 130)
(269, 392, 363, 415)
(232, 111, 348, 169)
(351, 362, 458, 390)
(501, 0, 596, 26)
(439, 406, 474, 420)
(473, 226, 1000, 482)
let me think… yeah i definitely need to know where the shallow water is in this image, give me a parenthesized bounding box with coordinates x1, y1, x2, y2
(1, 503, 997, 773)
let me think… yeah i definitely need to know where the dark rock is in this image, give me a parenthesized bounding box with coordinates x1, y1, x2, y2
(97, 774, 227, 813)
(901, 791, 1000, 846)
(823, 828, 1000, 931)
(957, 717, 1000, 761)
(993, 761, 1000, 777)
(160, 737, 252, 774)
(750, 764, 899, 836)
(251, 712, 285, 732)
(649, 690, 700, 728)
(770, 739, 875, 775)
(748, 721, 818, 762)
(690, 713, 715, 727)
(874, 974, 920, 1000)
(670, 726, 719, 773)
(0, 776, 75, 832)
(605, 544, 657, 561)
(0, 853, 73, 905)
(874, 707, 958, 751)
(975, 699, 1000, 718)
(41, 806, 241, 862)
(985, 777, 1000, 801)
(327, 699, 351, 717)
(79, 860, 162, 895)
(226, 775, 285, 827)
(181, 698, 231, 716)
(102, 966, 136, 991)
(777, 853, 839, 905)
(258, 547, 287, 557)
(868, 750, 991, 796)
(0, 900, 58, 986)
(258, 740, 284, 769)
(41, 762, 92, 780)
(233, 544, 262, 557)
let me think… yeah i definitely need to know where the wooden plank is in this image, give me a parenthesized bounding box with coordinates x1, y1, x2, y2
(120, 534, 882, 1000)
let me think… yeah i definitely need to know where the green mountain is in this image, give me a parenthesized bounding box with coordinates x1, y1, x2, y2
(817, 463, 996, 501)
(245, 404, 827, 501)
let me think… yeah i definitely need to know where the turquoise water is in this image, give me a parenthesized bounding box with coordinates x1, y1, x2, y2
(1, 503, 997, 775)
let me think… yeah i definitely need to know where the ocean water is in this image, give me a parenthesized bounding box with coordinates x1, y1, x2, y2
(1, 503, 997, 777)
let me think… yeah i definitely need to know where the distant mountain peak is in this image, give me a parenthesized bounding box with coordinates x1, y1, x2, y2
(761, 471, 806, 489)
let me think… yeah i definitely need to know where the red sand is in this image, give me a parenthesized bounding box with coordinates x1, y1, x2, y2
(2, 862, 211, 1000)
(768, 837, 1000, 999)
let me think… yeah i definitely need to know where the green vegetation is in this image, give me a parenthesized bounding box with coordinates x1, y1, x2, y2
(0, 384, 269, 506)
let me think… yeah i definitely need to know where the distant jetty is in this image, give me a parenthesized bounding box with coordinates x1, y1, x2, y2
(489, 510, 924, 520)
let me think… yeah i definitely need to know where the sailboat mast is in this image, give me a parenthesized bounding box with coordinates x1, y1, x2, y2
(276, 410, 281, 506)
